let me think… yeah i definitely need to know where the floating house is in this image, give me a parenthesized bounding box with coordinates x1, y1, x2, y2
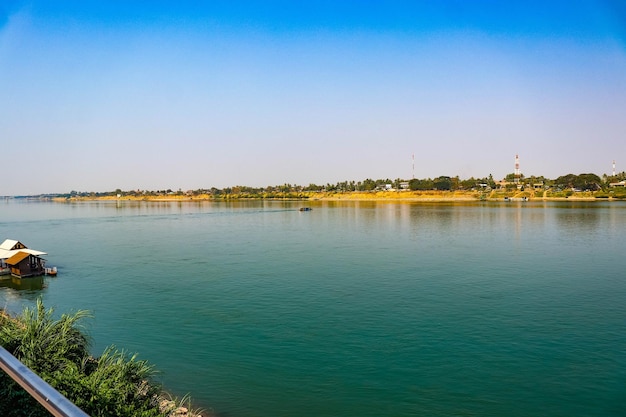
(0, 239, 48, 278)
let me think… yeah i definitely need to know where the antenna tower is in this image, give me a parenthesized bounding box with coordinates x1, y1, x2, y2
(412, 154, 415, 179)
(613, 160, 616, 177)
(514, 154, 520, 183)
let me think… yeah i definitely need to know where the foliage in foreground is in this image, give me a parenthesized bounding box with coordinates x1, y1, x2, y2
(0, 300, 169, 417)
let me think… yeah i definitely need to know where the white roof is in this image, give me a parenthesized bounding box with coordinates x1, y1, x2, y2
(0, 239, 19, 251)
(0, 248, 47, 260)
(0, 239, 47, 259)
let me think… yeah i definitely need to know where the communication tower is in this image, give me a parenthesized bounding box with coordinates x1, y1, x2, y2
(514, 154, 520, 183)
(613, 160, 616, 177)
(412, 154, 415, 179)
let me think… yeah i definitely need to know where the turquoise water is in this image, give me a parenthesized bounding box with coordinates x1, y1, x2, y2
(1, 199, 625, 416)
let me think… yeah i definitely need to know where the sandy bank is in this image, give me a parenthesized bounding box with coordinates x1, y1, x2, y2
(53, 190, 622, 203)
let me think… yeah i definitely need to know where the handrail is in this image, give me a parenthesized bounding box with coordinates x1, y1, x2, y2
(0, 346, 90, 417)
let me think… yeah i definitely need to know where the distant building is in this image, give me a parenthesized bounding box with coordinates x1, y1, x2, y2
(376, 184, 394, 191)
(609, 180, 626, 187)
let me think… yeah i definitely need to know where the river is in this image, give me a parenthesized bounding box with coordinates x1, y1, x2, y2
(1, 199, 624, 416)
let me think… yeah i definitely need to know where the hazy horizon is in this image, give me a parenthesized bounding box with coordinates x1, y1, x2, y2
(2, 1, 625, 196)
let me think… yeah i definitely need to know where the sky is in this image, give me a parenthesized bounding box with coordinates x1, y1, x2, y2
(1, 1, 625, 195)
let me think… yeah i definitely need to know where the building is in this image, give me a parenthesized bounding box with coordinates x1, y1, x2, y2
(5, 251, 45, 278)
(0, 239, 48, 277)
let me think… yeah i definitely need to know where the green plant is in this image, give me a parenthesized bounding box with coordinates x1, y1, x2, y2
(0, 300, 192, 417)
(0, 299, 91, 374)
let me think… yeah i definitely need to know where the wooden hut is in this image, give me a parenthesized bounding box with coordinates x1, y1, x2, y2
(6, 251, 45, 278)
(0, 239, 48, 277)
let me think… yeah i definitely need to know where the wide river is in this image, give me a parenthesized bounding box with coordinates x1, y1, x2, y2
(1, 199, 624, 417)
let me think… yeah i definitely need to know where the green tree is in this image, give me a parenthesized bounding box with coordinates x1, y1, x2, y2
(554, 173, 601, 191)
(408, 178, 435, 191)
(433, 176, 452, 190)
(576, 173, 602, 190)
(305, 183, 323, 191)
(361, 179, 376, 191)
(459, 177, 477, 190)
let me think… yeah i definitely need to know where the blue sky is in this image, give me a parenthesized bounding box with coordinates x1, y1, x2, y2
(1, 1, 625, 195)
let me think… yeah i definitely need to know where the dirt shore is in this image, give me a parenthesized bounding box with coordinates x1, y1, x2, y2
(53, 189, 617, 203)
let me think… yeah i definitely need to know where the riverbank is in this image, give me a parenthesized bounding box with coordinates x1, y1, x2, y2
(52, 189, 624, 203)
(0, 307, 205, 417)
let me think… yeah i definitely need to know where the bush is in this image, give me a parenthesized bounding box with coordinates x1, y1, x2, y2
(0, 300, 171, 417)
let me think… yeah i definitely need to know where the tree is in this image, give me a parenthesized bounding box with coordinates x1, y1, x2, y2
(504, 173, 524, 182)
(459, 177, 477, 190)
(433, 176, 452, 191)
(451, 176, 460, 190)
(408, 178, 434, 191)
(304, 183, 322, 191)
(554, 174, 577, 189)
(361, 179, 376, 191)
(576, 173, 602, 190)
(555, 173, 601, 191)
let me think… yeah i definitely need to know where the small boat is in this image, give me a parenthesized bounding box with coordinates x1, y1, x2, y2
(45, 267, 58, 276)
(299, 207, 312, 212)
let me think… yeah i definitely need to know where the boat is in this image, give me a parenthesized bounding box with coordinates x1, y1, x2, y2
(45, 267, 58, 276)
(299, 207, 312, 211)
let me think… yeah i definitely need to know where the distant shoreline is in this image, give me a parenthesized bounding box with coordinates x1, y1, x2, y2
(46, 190, 622, 203)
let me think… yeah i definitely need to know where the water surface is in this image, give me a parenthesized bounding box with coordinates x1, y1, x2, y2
(1, 199, 624, 416)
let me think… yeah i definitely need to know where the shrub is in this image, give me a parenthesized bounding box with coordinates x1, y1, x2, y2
(0, 300, 174, 417)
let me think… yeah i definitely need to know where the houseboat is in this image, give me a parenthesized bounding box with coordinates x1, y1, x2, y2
(0, 239, 48, 278)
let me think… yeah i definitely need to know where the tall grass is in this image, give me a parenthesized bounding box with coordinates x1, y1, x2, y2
(0, 299, 201, 417)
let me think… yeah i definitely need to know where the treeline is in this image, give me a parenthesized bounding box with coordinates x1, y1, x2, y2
(408, 172, 625, 192)
(0, 301, 198, 417)
(28, 171, 626, 199)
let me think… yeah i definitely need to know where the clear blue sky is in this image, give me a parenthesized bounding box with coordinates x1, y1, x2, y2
(1, 1, 625, 195)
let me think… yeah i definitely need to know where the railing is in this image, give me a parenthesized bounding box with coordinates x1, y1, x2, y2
(0, 346, 90, 417)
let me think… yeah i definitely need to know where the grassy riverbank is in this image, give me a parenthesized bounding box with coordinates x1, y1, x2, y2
(0, 302, 204, 417)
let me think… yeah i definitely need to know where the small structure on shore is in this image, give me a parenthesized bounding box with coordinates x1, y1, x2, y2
(0, 239, 48, 278)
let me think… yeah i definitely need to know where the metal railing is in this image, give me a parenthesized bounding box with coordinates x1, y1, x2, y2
(0, 346, 90, 417)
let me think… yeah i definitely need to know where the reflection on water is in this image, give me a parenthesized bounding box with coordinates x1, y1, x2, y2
(0, 275, 45, 291)
(554, 204, 601, 232)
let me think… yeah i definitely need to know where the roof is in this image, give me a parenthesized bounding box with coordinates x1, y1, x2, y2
(6, 251, 31, 265)
(0, 239, 47, 260)
(0, 239, 20, 251)
(0, 249, 47, 260)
